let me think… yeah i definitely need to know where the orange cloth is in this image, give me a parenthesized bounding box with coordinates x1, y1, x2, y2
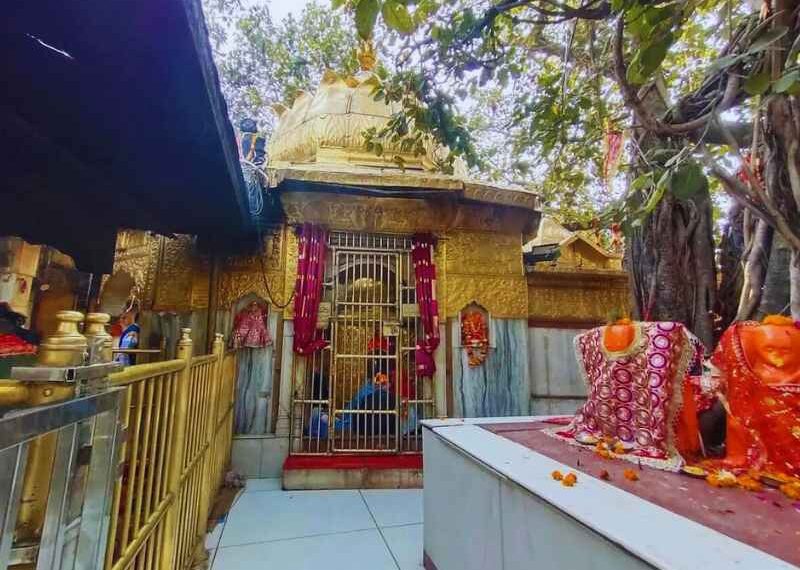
(712, 321, 800, 476)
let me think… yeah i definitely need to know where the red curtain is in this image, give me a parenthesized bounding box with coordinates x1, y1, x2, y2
(292, 224, 330, 355)
(412, 234, 440, 376)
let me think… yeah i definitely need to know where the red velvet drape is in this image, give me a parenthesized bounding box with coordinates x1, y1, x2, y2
(411, 234, 440, 376)
(292, 224, 330, 355)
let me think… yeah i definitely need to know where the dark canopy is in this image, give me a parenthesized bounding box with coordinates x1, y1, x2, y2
(1, 0, 255, 273)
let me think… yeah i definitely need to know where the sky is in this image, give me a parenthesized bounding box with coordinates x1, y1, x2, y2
(252, 0, 312, 22)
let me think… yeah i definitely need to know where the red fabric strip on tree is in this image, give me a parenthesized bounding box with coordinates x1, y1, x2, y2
(292, 224, 330, 355)
(411, 234, 440, 376)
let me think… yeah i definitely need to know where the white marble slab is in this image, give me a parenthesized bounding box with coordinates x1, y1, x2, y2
(382, 524, 425, 570)
(423, 420, 796, 570)
(423, 428, 503, 570)
(220, 489, 374, 547)
(361, 489, 423, 528)
(214, 528, 397, 570)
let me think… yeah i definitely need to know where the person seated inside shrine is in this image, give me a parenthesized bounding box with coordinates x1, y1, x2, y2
(711, 315, 800, 477)
(552, 318, 705, 470)
(113, 302, 140, 366)
(305, 335, 419, 438)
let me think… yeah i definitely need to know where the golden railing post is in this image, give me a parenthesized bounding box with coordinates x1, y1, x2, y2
(16, 310, 86, 543)
(195, 334, 224, 551)
(159, 328, 193, 570)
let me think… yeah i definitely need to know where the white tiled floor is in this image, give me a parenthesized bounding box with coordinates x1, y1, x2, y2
(208, 479, 424, 570)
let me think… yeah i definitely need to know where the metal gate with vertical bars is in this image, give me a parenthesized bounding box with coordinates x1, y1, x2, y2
(289, 232, 434, 455)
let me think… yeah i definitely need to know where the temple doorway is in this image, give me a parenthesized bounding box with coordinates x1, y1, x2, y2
(289, 232, 434, 455)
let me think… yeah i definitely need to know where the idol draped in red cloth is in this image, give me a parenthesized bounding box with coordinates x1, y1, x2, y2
(231, 301, 271, 349)
(292, 224, 329, 355)
(551, 321, 704, 471)
(411, 234, 440, 376)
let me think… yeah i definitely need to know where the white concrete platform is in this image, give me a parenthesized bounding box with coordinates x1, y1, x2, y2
(422, 417, 798, 570)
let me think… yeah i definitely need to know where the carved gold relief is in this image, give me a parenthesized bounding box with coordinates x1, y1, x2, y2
(153, 235, 200, 312)
(281, 192, 535, 235)
(444, 275, 528, 319)
(527, 274, 630, 323)
(217, 227, 297, 314)
(112, 230, 161, 309)
(444, 231, 523, 277)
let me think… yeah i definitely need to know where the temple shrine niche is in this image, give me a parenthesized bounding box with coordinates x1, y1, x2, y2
(108, 48, 552, 486)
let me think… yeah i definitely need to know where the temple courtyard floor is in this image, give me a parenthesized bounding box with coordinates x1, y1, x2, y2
(206, 479, 424, 569)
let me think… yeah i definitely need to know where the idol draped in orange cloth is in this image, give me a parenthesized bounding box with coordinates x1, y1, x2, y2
(712, 316, 800, 477)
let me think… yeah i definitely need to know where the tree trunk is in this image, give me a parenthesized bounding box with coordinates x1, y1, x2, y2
(716, 203, 744, 334)
(756, 93, 800, 319)
(625, 189, 718, 350)
(624, 83, 718, 351)
(737, 215, 773, 320)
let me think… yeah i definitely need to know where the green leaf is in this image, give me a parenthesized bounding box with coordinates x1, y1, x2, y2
(630, 173, 653, 191)
(413, 0, 438, 24)
(382, 0, 414, 34)
(744, 71, 771, 95)
(670, 162, 707, 200)
(708, 54, 744, 73)
(640, 173, 668, 215)
(331, 0, 347, 8)
(773, 69, 800, 93)
(355, 0, 381, 40)
(638, 37, 671, 77)
(748, 26, 789, 54)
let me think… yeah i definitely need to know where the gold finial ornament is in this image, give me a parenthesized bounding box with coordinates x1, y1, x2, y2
(38, 310, 87, 367)
(84, 313, 113, 363)
(357, 39, 377, 72)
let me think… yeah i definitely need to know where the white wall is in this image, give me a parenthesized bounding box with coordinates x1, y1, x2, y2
(527, 327, 588, 416)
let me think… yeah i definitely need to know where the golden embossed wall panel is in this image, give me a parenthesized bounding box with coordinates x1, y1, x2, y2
(527, 275, 629, 324)
(153, 235, 201, 311)
(112, 230, 161, 308)
(440, 230, 528, 319)
(280, 192, 536, 235)
(217, 227, 295, 311)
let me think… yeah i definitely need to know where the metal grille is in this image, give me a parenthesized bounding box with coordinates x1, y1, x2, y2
(289, 232, 434, 455)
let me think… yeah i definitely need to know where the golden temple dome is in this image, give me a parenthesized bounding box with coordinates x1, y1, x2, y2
(268, 44, 448, 172)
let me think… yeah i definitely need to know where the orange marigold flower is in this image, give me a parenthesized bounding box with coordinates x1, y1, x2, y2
(707, 470, 737, 488)
(613, 442, 626, 455)
(780, 482, 800, 501)
(623, 469, 639, 482)
(562, 472, 578, 487)
(736, 475, 763, 492)
(551, 470, 563, 481)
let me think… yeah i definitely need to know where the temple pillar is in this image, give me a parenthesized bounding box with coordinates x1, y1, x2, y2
(274, 319, 295, 436)
(434, 323, 447, 417)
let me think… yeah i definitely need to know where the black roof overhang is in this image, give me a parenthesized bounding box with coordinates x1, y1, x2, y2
(1, 0, 255, 274)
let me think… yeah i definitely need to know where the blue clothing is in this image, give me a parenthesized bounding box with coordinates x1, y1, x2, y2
(114, 323, 140, 366)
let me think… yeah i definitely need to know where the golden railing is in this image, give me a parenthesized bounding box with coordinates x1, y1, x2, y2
(105, 329, 237, 570)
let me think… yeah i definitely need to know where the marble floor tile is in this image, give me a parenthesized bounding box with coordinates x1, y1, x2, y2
(213, 529, 398, 570)
(220, 490, 375, 547)
(206, 523, 224, 549)
(361, 489, 423, 528)
(245, 478, 282, 492)
(382, 524, 424, 570)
